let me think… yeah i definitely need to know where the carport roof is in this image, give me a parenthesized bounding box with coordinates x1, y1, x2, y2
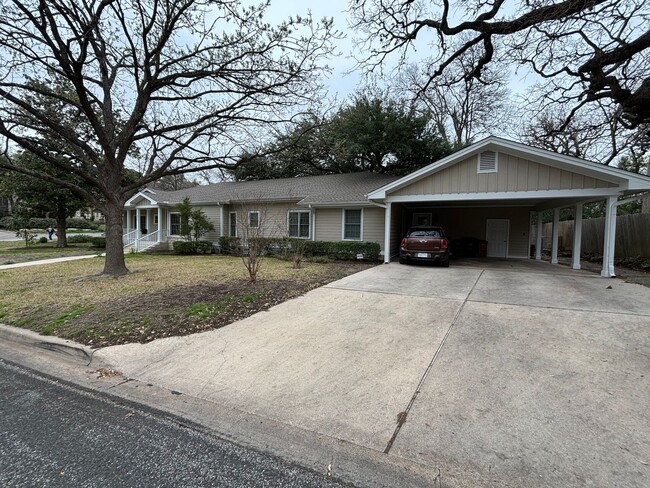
(368, 136, 650, 204)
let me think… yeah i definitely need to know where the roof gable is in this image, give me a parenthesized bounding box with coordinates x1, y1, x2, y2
(369, 137, 650, 199)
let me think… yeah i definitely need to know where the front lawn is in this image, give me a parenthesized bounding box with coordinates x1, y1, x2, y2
(0, 254, 374, 347)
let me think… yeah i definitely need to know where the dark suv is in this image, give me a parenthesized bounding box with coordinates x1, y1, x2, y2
(399, 226, 450, 267)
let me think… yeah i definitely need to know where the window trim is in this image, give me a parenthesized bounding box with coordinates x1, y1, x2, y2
(229, 212, 237, 237)
(248, 210, 260, 228)
(341, 208, 363, 241)
(477, 150, 499, 174)
(287, 210, 311, 239)
(169, 212, 181, 236)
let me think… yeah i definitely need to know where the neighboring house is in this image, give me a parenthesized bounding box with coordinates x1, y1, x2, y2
(124, 137, 650, 278)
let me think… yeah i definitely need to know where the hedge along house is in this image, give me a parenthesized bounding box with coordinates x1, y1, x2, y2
(123, 172, 399, 254)
(368, 137, 650, 277)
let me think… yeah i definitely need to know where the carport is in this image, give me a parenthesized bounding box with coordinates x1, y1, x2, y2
(368, 137, 650, 277)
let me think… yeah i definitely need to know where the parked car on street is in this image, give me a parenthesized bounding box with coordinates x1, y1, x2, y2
(399, 226, 450, 266)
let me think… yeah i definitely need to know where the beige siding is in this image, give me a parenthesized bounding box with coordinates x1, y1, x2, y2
(314, 207, 386, 252)
(392, 153, 616, 196)
(362, 207, 385, 246)
(195, 205, 222, 241)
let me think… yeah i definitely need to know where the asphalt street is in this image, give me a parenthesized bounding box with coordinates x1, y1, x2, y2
(0, 361, 349, 488)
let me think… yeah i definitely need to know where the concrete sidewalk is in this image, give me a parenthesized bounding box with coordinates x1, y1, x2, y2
(92, 261, 650, 488)
(0, 253, 103, 270)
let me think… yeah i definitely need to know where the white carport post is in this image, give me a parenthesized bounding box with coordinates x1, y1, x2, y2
(551, 207, 560, 264)
(535, 211, 543, 260)
(383, 202, 392, 264)
(157, 207, 163, 242)
(601, 196, 618, 277)
(219, 206, 225, 237)
(571, 203, 583, 270)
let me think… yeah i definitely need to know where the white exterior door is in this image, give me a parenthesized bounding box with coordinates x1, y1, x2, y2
(486, 219, 509, 258)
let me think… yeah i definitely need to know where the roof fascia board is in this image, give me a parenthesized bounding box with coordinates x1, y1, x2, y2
(385, 187, 620, 204)
(125, 191, 157, 206)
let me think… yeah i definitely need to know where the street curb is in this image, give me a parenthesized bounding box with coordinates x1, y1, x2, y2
(0, 324, 96, 365)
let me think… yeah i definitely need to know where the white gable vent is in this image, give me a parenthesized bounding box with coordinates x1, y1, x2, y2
(478, 151, 498, 173)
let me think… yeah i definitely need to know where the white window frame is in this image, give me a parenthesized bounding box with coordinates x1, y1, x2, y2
(229, 212, 237, 237)
(342, 208, 363, 241)
(169, 212, 181, 236)
(248, 211, 260, 228)
(477, 150, 499, 174)
(287, 210, 310, 239)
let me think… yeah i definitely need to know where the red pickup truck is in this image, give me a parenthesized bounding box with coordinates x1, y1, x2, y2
(399, 226, 450, 267)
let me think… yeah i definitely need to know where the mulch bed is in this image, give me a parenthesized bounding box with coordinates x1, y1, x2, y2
(57, 261, 374, 348)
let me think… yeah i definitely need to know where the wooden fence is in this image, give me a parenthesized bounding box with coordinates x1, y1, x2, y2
(531, 213, 650, 258)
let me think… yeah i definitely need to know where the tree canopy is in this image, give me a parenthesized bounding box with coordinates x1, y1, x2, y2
(351, 0, 650, 137)
(232, 95, 451, 180)
(0, 0, 336, 275)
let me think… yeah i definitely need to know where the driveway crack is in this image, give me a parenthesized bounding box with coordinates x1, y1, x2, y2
(383, 270, 485, 454)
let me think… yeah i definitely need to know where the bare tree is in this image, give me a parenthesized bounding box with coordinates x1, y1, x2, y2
(232, 202, 281, 284)
(395, 42, 511, 148)
(350, 0, 650, 134)
(0, 0, 336, 275)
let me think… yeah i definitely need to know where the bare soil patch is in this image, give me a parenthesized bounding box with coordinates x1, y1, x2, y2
(0, 255, 374, 347)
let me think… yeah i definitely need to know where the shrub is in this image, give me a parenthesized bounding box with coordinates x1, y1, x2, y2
(303, 240, 381, 261)
(218, 236, 241, 255)
(27, 217, 56, 229)
(39, 236, 48, 244)
(173, 240, 213, 255)
(67, 234, 93, 243)
(89, 237, 106, 248)
(173, 240, 195, 255)
(66, 218, 100, 230)
(0, 216, 16, 229)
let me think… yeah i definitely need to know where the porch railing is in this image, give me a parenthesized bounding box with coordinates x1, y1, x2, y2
(123, 229, 166, 252)
(123, 229, 138, 248)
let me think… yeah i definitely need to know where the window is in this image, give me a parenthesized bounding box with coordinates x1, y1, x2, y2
(249, 211, 259, 228)
(170, 213, 181, 235)
(477, 150, 498, 173)
(343, 209, 362, 240)
(288, 211, 310, 238)
(154, 214, 159, 225)
(229, 212, 237, 237)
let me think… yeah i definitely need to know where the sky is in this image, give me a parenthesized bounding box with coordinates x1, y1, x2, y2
(260, 0, 535, 104)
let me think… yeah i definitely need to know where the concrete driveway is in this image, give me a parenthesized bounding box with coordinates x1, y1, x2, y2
(96, 260, 650, 487)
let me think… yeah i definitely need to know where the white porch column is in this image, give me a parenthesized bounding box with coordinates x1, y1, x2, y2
(219, 206, 225, 237)
(551, 207, 560, 264)
(146, 209, 150, 234)
(126, 209, 131, 233)
(571, 203, 583, 270)
(601, 196, 617, 277)
(136, 208, 141, 236)
(535, 211, 543, 260)
(383, 202, 392, 264)
(157, 207, 163, 242)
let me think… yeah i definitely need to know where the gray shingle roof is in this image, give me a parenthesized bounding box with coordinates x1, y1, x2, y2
(141, 172, 400, 206)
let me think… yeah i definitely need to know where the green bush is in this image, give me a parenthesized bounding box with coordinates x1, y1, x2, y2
(303, 240, 381, 261)
(89, 237, 106, 248)
(0, 216, 18, 229)
(39, 236, 48, 244)
(66, 218, 100, 230)
(173, 240, 214, 255)
(218, 236, 241, 254)
(67, 234, 93, 243)
(28, 217, 56, 229)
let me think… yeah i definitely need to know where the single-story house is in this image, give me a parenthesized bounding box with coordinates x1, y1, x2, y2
(124, 137, 650, 278)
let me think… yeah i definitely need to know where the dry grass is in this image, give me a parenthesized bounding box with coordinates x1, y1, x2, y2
(0, 253, 372, 345)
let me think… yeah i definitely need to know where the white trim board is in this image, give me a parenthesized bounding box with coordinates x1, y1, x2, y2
(384, 188, 620, 203)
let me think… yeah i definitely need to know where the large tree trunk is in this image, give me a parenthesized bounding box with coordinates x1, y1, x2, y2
(102, 201, 129, 276)
(55, 202, 67, 248)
